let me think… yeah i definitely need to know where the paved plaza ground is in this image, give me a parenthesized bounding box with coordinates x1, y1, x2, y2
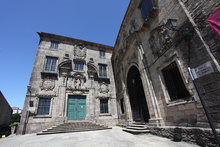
(0, 127, 198, 147)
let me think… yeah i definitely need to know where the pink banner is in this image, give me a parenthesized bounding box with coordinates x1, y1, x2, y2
(207, 8, 220, 40)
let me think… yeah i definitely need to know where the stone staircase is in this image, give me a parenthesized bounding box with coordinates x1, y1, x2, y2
(123, 123, 150, 134)
(37, 121, 111, 135)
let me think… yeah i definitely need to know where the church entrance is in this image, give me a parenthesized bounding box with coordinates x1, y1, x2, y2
(67, 95, 86, 120)
(127, 66, 150, 122)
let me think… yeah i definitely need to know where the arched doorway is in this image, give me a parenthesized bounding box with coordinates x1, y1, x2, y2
(127, 66, 150, 122)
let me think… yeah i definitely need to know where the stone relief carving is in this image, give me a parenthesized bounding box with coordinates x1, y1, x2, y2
(67, 72, 87, 90)
(73, 43, 87, 59)
(40, 79, 55, 91)
(38, 79, 56, 97)
(99, 82, 109, 94)
(149, 25, 173, 56)
(129, 19, 139, 35)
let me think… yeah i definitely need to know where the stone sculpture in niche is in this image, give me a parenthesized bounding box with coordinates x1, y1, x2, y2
(99, 82, 109, 94)
(149, 25, 173, 56)
(73, 43, 87, 59)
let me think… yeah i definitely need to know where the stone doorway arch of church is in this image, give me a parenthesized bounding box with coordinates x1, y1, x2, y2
(126, 65, 150, 123)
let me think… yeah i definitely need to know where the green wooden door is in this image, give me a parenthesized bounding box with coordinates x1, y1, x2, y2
(67, 95, 86, 120)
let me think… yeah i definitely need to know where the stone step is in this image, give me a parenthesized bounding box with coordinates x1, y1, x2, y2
(38, 128, 111, 135)
(122, 128, 150, 134)
(37, 121, 110, 135)
(126, 126, 148, 130)
(129, 124, 148, 128)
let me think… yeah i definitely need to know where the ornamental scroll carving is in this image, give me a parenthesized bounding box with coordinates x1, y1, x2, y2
(73, 43, 87, 59)
(149, 25, 173, 56)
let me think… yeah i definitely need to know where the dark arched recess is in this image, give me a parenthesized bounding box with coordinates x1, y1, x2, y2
(127, 66, 150, 122)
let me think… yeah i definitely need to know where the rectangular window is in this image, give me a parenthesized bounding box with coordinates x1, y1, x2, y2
(162, 62, 190, 101)
(37, 98, 51, 115)
(44, 57, 57, 72)
(100, 99, 108, 114)
(50, 41, 59, 49)
(74, 61, 84, 71)
(140, 0, 153, 20)
(99, 50, 105, 58)
(99, 64, 107, 78)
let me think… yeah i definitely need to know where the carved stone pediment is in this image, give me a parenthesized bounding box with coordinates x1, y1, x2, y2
(149, 25, 173, 56)
(58, 60, 72, 76)
(87, 61, 98, 79)
(74, 43, 87, 59)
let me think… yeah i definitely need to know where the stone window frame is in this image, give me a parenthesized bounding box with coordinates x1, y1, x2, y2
(99, 50, 106, 59)
(158, 57, 195, 105)
(98, 97, 111, 116)
(50, 41, 59, 49)
(98, 63, 108, 78)
(43, 56, 59, 73)
(34, 97, 54, 118)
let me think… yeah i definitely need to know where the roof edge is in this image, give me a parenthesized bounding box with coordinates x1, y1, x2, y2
(37, 32, 114, 51)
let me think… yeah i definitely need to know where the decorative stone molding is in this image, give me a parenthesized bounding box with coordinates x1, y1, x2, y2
(36, 91, 56, 98)
(73, 43, 87, 59)
(149, 25, 173, 56)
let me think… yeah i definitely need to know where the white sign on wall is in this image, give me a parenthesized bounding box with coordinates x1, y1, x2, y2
(189, 61, 214, 80)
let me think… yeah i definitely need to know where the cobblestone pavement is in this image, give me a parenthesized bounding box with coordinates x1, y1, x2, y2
(0, 127, 198, 147)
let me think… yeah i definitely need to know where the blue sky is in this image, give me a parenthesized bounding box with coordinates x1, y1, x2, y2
(0, 0, 129, 109)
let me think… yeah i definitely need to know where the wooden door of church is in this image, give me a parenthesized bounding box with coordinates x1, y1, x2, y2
(67, 95, 86, 120)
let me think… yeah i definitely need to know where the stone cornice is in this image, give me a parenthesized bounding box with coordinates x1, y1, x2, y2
(37, 32, 113, 51)
(113, 0, 137, 57)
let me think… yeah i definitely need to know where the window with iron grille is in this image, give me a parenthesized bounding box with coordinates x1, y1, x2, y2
(140, 0, 153, 20)
(50, 41, 59, 49)
(99, 64, 107, 78)
(99, 50, 105, 58)
(162, 62, 190, 101)
(74, 61, 84, 71)
(37, 98, 51, 115)
(44, 57, 57, 72)
(100, 99, 108, 114)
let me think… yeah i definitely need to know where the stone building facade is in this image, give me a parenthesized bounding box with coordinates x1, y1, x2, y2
(18, 1, 220, 142)
(17, 32, 118, 134)
(112, 0, 220, 129)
